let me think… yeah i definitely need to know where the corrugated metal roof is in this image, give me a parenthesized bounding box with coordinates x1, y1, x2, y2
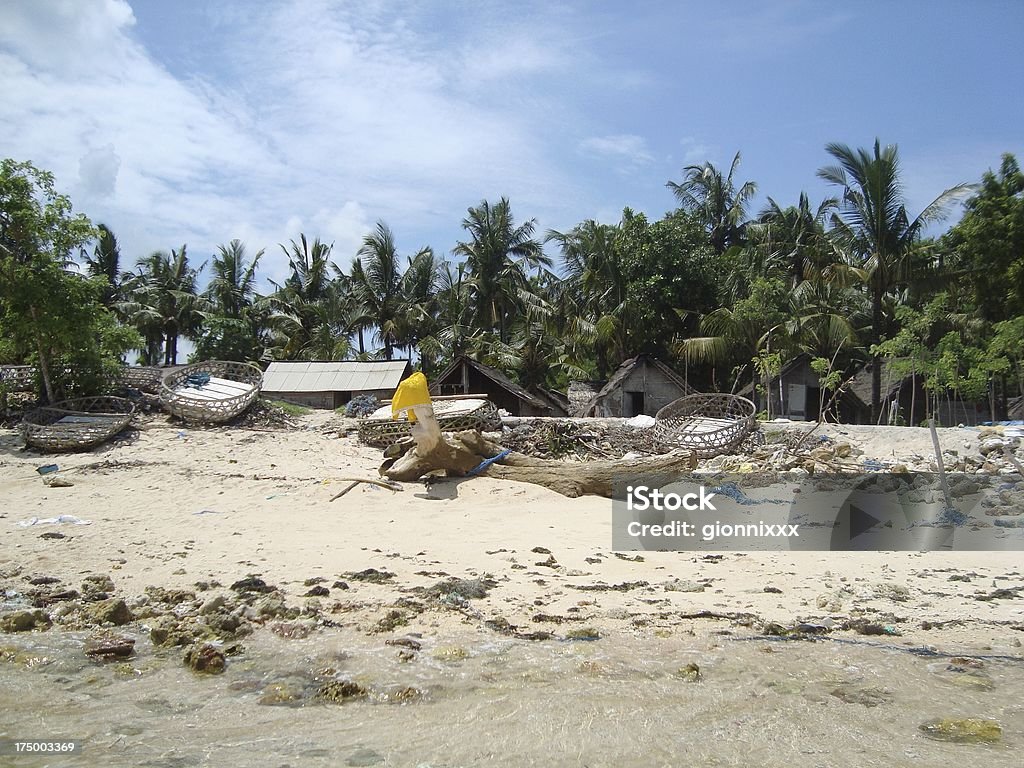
(263, 361, 409, 393)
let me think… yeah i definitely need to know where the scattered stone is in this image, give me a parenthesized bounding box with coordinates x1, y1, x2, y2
(39, 532, 66, 540)
(342, 569, 395, 584)
(332, 581, 350, 591)
(199, 595, 226, 615)
(45, 476, 74, 487)
(396, 650, 415, 662)
(385, 637, 422, 651)
(531, 547, 551, 554)
(270, 621, 316, 640)
(144, 586, 197, 606)
(27, 575, 61, 586)
(663, 579, 705, 593)
(378, 687, 425, 704)
(81, 575, 115, 601)
(0, 609, 51, 633)
(565, 627, 600, 641)
(184, 643, 226, 674)
(675, 663, 701, 682)
(536, 554, 559, 568)
(149, 615, 200, 647)
(83, 598, 133, 626)
(346, 747, 384, 766)
(84, 631, 136, 659)
(763, 586, 783, 594)
(303, 577, 326, 586)
(919, 717, 1002, 744)
(304, 586, 330, 597)
(230, 575, 275, 594)
(975, 587, 1021, 601)
(432, 645, 469, 661)
(258, 681, 304, 706)
(830, 684, 893, 707)
(315, 679, 368, 703)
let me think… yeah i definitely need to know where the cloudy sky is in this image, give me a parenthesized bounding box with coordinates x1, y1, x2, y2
(2, 0, 1022, 288)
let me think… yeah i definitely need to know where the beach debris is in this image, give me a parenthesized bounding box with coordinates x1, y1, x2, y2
(44, 476, 74, 487)
(84, 630, 136, 659)
(17, 514, 91, 527)
(342, 568, 395, 584)
(184, 642, 226, 674)
(565, 627, 601, 641)
(0, 609, 52, 633)
(39, 532, 66, 540)
(344, 394, 380, 418)
(35, 464, 59, 475)
(314, 679, 368, 703)
(919, 717, 1002, 744)
(329, 477, 402, 501)
(425, 576, 496, 601)
(663, 578, 706, 593)
(372, 610, 408, 633)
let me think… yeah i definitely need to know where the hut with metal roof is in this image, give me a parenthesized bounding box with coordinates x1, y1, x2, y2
(430, 356, 567, 416)
(581, 355, 696, 418)
(262, 360, 411, 409)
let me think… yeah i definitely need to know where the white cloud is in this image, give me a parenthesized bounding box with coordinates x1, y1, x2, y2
(678, 137, 717, 166)
(77, 144, 121, 198)
(579, 134, 653, 172)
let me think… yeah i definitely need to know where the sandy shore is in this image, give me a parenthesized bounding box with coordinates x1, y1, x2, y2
(2, 413, 1022, 653)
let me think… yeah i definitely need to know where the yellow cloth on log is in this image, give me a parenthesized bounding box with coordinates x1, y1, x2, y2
(391, 372, 431, 422)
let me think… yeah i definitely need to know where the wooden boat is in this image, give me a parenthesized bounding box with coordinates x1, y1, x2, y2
(22, 396, 136, 452)
(159, 361, 262, 423)
(653, 393, 757, 458)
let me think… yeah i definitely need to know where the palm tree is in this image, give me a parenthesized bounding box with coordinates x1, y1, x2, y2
(666, 151, 757, 254)
(123, 246, 205, 365)
(749, 193, 838, 288)
(267, 234, 337, 358)
(195, 240, 266, 361)
(349, 222, 431, 360)
(454, 198, 549, 343)
(818, 139, 972, 421)
(547, 220, 627, 376)
(82, 223, 121, 308)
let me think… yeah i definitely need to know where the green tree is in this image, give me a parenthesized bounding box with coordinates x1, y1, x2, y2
(666, 151, 757, 255)
(818, 139, 971, 422)
(942, 153, 1024, 322)
(0, 159, 138, 401)
(194, 239, 267, 362)
(454, 197, 549, 343)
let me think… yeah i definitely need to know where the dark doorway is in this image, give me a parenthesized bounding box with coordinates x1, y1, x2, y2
(626, 390, 645, 417)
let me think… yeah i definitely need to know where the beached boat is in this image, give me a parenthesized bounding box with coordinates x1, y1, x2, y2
(118, 365, 164, 393)
(653, 393, 757, 458)
(358, 397, 501, 447)
(22, 395, 136, 452)
(159, 361, 263, 423)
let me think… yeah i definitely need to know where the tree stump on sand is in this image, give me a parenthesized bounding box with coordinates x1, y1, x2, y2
(379, 430, 696, 498)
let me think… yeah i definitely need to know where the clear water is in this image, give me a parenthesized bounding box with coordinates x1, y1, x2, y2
(1, 629, 1021, 767)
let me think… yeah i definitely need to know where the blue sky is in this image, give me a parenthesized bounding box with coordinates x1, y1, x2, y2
(2, 0, 1021, 290)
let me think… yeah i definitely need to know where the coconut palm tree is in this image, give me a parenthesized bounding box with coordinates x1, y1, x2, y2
(666, 151, 757, 254)
(194, 240, 266, 361)
(454, 198, 549, 343)
(266, 234, 337, 358)
(82, 223, 121, 308)
(818, 139, 972, 421)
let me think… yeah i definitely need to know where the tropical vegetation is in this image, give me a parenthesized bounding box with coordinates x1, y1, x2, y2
(2, 142, 1022, 424)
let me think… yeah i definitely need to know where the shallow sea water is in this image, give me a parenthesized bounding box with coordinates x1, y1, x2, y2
(1, 629, 1022, 767)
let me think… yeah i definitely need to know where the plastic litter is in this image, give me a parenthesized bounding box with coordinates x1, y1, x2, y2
(18, 515, 92, 527)
(35, 464, 59, 475)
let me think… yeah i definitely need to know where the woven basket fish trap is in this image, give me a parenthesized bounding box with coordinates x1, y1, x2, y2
(0, 365, 37, 393)
(160, 360, 263, 423)
(653, 393, 757, 458)
(358, 399, 501, 447)
(22, 395, 136, 452)
(118, 366, 164, 393)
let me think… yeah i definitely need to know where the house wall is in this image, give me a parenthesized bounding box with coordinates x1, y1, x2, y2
(593, 361, 687, 417)
(264, 388, 394, 410)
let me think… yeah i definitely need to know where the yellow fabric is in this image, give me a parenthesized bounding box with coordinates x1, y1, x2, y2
(391, 372, 431, 422)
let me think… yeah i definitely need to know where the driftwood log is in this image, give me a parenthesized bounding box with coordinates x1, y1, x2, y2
(380, 430, 696, 498)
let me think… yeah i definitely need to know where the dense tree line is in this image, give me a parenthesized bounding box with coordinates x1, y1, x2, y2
(2, 142, 1022, 422)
